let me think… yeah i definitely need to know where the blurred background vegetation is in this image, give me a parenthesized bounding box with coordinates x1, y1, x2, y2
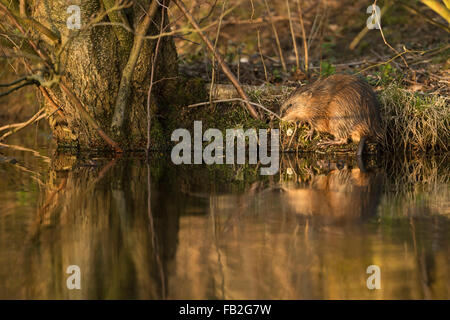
(172, 0, 448, 86)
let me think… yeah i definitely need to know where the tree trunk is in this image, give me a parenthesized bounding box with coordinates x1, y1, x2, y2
(33, 0, 178, 150)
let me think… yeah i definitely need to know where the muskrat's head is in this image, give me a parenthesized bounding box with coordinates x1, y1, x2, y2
(279, 89, 312, 122)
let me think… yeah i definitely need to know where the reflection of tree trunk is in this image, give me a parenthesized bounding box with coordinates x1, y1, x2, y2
(22, 158, 179, 298)
(33, 1, 178, 149)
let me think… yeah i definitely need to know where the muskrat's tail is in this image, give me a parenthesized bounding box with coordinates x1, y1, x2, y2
(357, 136, 367, 157)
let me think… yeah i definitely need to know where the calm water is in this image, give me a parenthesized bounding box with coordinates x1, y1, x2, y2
(0, 132, 449, 299)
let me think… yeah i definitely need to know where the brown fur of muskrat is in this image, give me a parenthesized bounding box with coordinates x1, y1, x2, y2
(280, 74, 384, 156)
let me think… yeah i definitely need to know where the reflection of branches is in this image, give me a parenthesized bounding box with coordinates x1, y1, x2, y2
(1, 156, 45, 187)
(409, 217, 432, 299)
(146, 161, 166, 299)
(28, 178, 67, 241)
(0, 142, 51, 163)
(27, 157, 119, 241)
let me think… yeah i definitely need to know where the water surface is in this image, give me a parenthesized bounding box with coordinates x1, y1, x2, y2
(0, 133, 448, 299)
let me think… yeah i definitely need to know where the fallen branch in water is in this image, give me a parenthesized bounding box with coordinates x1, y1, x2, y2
(0, 108, 46, 141)
(0, 142, 51, 162)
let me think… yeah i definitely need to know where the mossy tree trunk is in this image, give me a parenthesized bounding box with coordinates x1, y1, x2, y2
(32, 0, 178, 150)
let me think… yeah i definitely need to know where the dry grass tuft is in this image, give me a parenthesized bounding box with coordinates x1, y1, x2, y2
(379, 84, 449, 154)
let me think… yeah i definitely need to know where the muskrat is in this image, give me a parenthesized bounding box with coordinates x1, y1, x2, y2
(280, 74, 384, 156)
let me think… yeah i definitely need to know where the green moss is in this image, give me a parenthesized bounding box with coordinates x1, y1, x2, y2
(320, 61, 336, 77)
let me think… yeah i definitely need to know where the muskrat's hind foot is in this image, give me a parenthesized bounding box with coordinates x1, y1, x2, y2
(318, 138, 348, 147)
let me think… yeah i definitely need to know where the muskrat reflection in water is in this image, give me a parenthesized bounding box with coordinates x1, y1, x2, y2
(280, 160, 383, 223)
(280, 74, 384, 156)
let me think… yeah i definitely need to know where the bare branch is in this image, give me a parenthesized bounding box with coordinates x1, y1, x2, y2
(147, 2, 167, 153)
(0, 78, 37, 97)
(0, 108, 46, 141)
(0, 76, 28, 87)
(264, 0, 287, 72)
(173, 0, 260, 120)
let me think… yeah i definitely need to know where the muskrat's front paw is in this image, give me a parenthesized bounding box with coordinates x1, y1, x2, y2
(304, 129, 315, 141)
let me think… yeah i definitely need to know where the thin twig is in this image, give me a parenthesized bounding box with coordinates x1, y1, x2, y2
(349, 3, 391, 50)
(0, 76, 28, 87)
(0, 79, 35, 97)
(173, 0, 260, 119)
(296, 0, 309, 75)
(372, 0, 409, 68)
(209, 0, 226, 107)
(147, 1, 166, 153)
(287, 0, 299, 70)
(257, 30, 268, 82)
(264, 0, 287, 72)
(357, 49, 424, 74)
